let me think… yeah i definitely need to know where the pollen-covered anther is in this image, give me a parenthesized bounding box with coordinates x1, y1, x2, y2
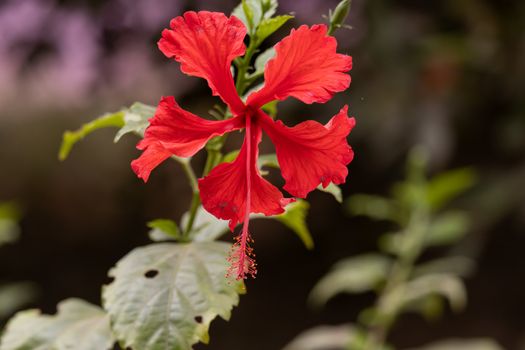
(227, 233, 257, 280)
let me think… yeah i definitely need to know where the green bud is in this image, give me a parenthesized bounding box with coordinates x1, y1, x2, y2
(328, 0, 351, 35)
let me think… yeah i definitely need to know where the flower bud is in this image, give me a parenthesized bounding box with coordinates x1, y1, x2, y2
(328, 0, 351, 35)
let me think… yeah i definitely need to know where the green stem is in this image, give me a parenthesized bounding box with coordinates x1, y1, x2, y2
(361, 205, 429, 350)
(235, 40, 258, 96)
(178, 158, 198, 193)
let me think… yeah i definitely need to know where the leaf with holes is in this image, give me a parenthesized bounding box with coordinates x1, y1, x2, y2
(102, 242, 244, 350)
(0, 298, 114, 350)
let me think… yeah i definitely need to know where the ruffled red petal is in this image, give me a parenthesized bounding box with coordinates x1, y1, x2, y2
(131, 96, 243, 182)
(258, 107, 355, 198)
(131, 141, 172, 182)
(158, 11, 246, 115)
(198, 120, 291, 231)
(247, 24, 352, 108)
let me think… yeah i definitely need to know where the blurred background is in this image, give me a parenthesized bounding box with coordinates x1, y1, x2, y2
(0, 0, 524, 349)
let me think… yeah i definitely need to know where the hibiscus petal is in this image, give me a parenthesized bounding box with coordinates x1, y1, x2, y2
(131, 96, 243, 182)
(131, 141, 172, 182)
(247, 24, 352, 108)
(198, 121, 291, 231)
(259, 107, 355, 198)
(158, 11, 246, 115)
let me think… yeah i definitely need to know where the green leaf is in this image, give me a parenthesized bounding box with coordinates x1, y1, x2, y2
(405, 338, 505, 350)
(254, 47, 275, 74)
(317, 183, 343, 203)
(258, 153, 279, 169)
(397, 273, 467, 314)
(0, 202, 21, 246)
(275, 200, 314, 249)
(232, 0, 261, 33)
(58, 111, 125, 161)
(232, 0, 278, 34)
(0, 282, 37, 319)
(413, 256, 475, 278)
(0, 298, 114, 350)
(102, 242, 244, 350)
(283, 324, 370, 350)
(426, 167, 476, 211)
(113, 102, 156, 142)
(147, 219, 181, 242)
(262, 100, 279, 118)
(346, 194, 400, 222)
(425, 211, 469, 247)
(309, 254, 392, 306)
(255, 15, 293, 44)
(183, 208, 230, 242)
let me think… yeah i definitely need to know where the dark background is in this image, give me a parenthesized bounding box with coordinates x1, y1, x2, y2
(0, 0, 524, 349)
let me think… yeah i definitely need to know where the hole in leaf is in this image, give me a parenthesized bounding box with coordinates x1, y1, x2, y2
(144, 270, 159, 278)
(194, 315, 203, 323)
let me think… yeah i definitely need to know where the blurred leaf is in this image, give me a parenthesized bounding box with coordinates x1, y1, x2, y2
(113, 102, 156, 142)
(0, 220, 19, 246)
(413, 256, 475, 278)
(283, 324, 368, 350)
(184, 207, 230, 242)
(0, 202, 20, 221)
(426, 168, 476, 211)
(0, 202, 20, 246)
(317, 183, 343, 203)
(347, 194, 400, 222)
(255, 15, 293, 43)
(262, 100, 279, 117)
(400, 273, 467, 314)
(58, 111, 125, 161)
(258, 153, 279, 169)
(275, 200, 314, 250)
(425, 211, 469, 247)
(254, 47, 275, 74)
(102, 242, 244, 350)
(405, 338, 505, 350)
(0, 282, 37, 319)
(309, 254, 392, 306)
(147, 219, 181, 242)
(0, 298, 114, 350)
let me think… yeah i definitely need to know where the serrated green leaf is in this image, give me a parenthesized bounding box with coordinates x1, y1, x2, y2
(425, 211, 469, 247)
(58, 111, 125, 161)
(426, 167, 476, 211)
(102, 242, 244, 350)
(309, 254, 392, 306)
(405, 338, 505, 350)
(317, 183, 343, 203)
(147, 219, 181, 242)
(0, 299, 114, 350)
(113, 102, 156, 142)
(275, 200, 314, 250)
(255, 15, 293, 44)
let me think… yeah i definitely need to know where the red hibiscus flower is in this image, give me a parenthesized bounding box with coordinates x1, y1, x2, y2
(131, 11, 355, 279)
